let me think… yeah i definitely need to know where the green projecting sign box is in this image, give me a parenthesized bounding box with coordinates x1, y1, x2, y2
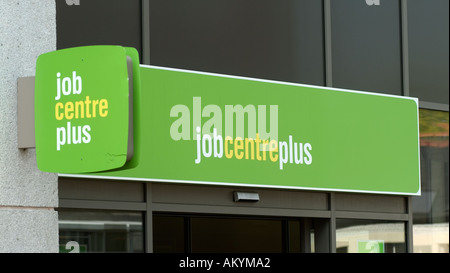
(35, 46, 139, 173)
(37, 46, 420, 195)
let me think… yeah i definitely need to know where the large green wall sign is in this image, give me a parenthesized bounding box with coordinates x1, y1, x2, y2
(67, 65, 420, 195)
(37, 46, 419, 195)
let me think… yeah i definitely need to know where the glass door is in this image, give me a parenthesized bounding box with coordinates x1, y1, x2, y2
(153, 214, 316, 253)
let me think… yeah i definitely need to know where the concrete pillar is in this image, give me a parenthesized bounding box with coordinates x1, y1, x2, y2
(0, 0, 58, 253)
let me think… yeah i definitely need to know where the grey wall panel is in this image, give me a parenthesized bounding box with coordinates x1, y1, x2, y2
(408, 0, 449, 104)
(149, 0, 324, 85)
(151, 183, 329, 211)
(59, 178, 145, 202)
(330, 0, 403, 95)
(56, 0, 142, 61)
(335, 193, 407, 214)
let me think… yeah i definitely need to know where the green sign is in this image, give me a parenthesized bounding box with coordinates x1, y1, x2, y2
(37, 46, 419, 194)
(35, 46, 140, 173)
(358, 240, 385, 253)
(69, 65, 420, 195)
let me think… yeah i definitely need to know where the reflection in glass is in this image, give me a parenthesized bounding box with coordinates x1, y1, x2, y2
(413, 109, 449, 253)
(58, 209, 144, 253)
(336, 219, 406, 253)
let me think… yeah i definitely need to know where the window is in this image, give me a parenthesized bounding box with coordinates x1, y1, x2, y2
(153, 215, 185, 253)
(408, 0, 449, 104)
(59, 209, 144, 253)
(412, 109, 449, 253)
(330, 0, 402, 95)
(148, 0, 325, 85)
(56, 0, 142, 62)
(191, 216, 283, 253)
(153, 214, 307, 253)
(336, 219, 406, 253)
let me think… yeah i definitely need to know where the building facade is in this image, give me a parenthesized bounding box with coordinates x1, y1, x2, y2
(1, 0, 448, 253)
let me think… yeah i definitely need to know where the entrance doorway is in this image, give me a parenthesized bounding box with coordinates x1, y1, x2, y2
(153, 214, 316, 253)
(58, 179, 413, 253)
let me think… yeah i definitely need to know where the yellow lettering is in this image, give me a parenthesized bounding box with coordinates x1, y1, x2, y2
(225, 136, 233, 159)
(55, 102, 64, 120)
(53, 96, 108, 121)
(65, 101, 74, 120)
(269, 140, 278, 162)
(245, 138, 255, 160)
(262, 139, 269, 161)
(235, 137, 244, 159)
(255, 133, 262, 161)
(85, 96, 91, 118)
(92, 99, 99, 118)
(99, 99, 108, 117)
(75, 101, 84, 119)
